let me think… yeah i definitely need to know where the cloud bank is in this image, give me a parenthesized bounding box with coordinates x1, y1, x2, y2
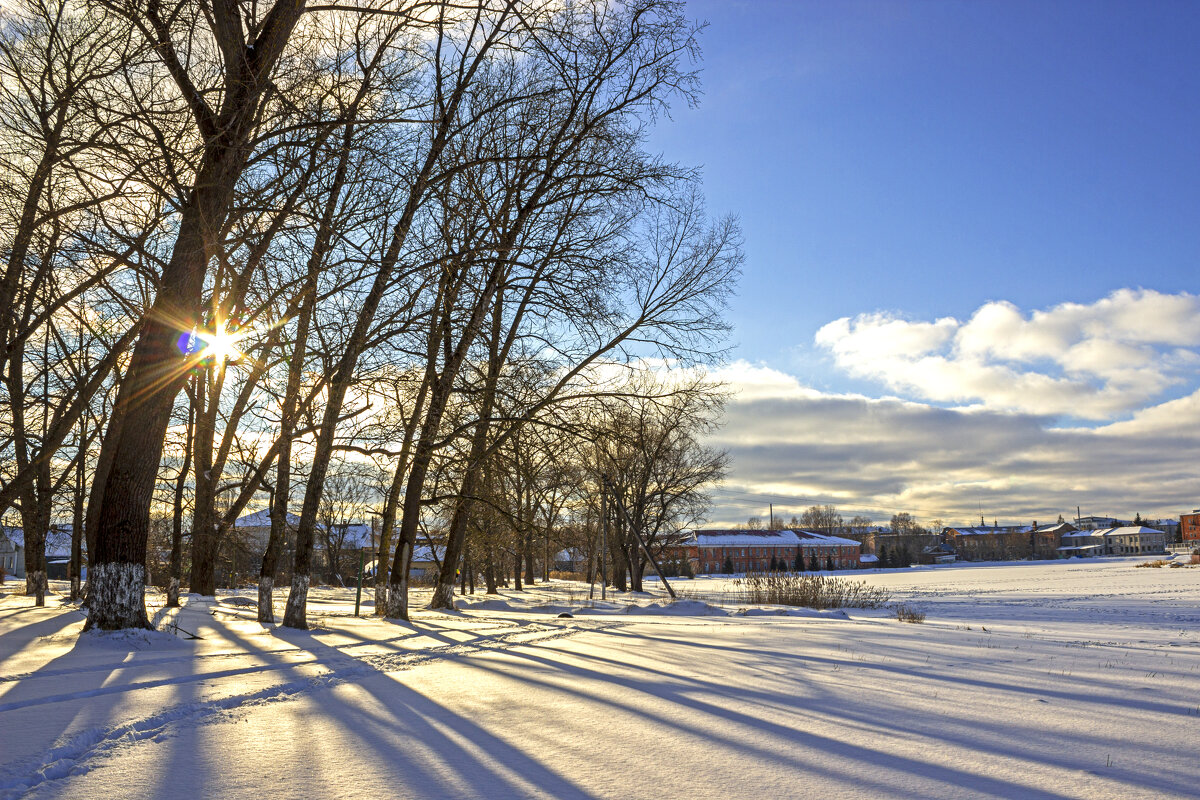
(708, 290, 1200, 526)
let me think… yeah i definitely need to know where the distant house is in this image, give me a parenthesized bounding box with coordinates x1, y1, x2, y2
(44, 524, 79, 580)
(669, 529, 861, 574)
(1181, 511, 1200, 543)
(553, 549, 586, 572)
(918, 543, 956, 565)
(1148, 519, 1180, 543)
(1058, 526, 1167, 557)
(1032, 522, 1077, 560)
(0, 525, 79, 580)
(1, 527, 24, 578)
(233, 509, 301, 553)
(1074, 515, 1128, 531)
(943, 525, 1034, 561)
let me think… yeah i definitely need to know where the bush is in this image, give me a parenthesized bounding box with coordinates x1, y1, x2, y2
(1135, 560, 1169, 568)
(733, 572, 890, 609)
(893, 603, 925, 623)
(549, 570, 587, 581)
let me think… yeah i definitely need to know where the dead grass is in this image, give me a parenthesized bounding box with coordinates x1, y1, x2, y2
(1136, 560, 1170, 568)
(893, 603, 925, 623)
(549, 570, 587, 582)
(734, 572, 891, 609)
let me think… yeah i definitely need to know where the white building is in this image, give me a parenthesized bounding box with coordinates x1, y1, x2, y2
(1058, 526, 1167, 557)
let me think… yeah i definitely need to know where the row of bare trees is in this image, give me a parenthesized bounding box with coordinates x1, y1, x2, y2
(0, 0, 740, 631)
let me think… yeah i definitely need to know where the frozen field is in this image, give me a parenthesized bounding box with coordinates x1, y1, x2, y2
(2, 558, 1198, 799)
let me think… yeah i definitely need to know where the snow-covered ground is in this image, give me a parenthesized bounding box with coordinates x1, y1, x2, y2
(2, 558, 1198, 799)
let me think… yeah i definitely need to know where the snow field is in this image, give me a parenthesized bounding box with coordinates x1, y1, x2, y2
(1, 558, 1198, 799)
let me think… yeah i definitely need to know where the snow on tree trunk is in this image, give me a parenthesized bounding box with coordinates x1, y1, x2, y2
(282, 574, 309, 629)
(84, 562, 151, 630)
(431, 580, 456, 610)
(257, 576, 274, 624)
(30, 570, 47, 607)
(374, 581, 388, 617)
(383, 540, 411, 619)
(167, 577, 181, 608)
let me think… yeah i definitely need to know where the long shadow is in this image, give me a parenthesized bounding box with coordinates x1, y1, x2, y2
(253, 615, 1044, 798)
(479, 621, 1197, 795)
(607, 622, 1196, 718)
(442, 634, 1079, 798)
(253, 622, 604, 799)
(0, 610, 158, 796)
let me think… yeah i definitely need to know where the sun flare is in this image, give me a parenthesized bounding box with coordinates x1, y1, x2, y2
(198, 321, 246, 362)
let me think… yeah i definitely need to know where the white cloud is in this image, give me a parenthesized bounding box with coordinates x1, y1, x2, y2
(814, 289, 1200, 419)
(705, 363, 1200, 527)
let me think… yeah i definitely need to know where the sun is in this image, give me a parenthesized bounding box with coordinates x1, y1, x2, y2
(198, 320, 246, 363)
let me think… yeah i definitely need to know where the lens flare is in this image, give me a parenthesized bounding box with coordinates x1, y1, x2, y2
(199, 321, 244, 362)
(177, 320, 246, 364)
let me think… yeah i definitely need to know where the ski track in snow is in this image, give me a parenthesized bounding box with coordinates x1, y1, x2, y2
(0, 616, 616, 800)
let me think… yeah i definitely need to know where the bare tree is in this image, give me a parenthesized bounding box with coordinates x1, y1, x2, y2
(800, 504, 844, 532)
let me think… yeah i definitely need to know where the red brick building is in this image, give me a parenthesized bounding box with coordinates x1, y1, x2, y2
(1181, 511, 1200, 542)
(667, 529, 861, 574)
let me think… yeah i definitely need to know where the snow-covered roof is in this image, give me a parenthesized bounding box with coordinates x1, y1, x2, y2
(333, 524, 374, 548)
(234, 509, 300, 528)
(947, 526, 1033, 536)
(412, 544, 444, 563)
(0, 526, 23, 548)
(1062, 526, 1164, 540)
(685, 529, 860, 548)
(1, 526, 74, 557)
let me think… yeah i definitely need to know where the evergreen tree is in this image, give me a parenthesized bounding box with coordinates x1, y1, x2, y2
(809, 552, 820, 572)
(723, 555, 733, 574)
(879, 545, 891, 568)
(826, 555, 835, 571)
(793, 549, 804, 571)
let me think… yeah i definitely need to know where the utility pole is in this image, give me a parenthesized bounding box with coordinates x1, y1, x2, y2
(354, 548, 364, 616)
(769, 503, 773, 529)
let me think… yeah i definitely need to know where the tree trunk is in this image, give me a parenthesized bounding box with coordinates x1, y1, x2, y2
(22, 463, 52, 606)
(70, 447, 85, 602)
(167, 399, 195, 607)
(484, 548, 497, 594)
(85, 0, 310, 632)
(524, 531, 536, 586)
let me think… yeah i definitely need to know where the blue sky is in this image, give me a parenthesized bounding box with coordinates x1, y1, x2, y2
(656, 1, 1200, 525)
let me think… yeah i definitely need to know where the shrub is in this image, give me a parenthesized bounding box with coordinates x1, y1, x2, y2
(549, 570, 587, 581)
(893, 603, 925, 623)
(733, 571, 890, 609)
(0, 564, 6, 585)
(1135, 560, 1169, 568)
